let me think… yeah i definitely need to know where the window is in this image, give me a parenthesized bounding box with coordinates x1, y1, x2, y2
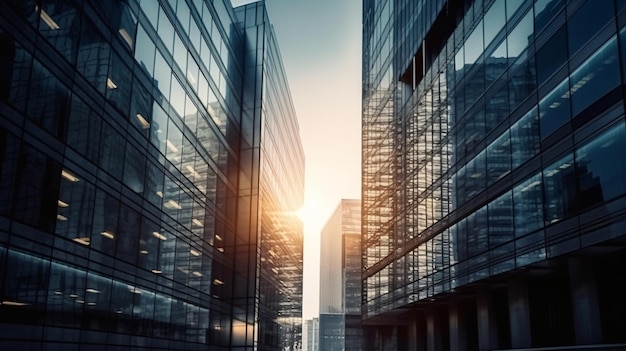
(576, 123, 626, 209)
(539, 77, 570, 139)
(510, 107, 540, 168)
(486, 130, 511, 184)
(567, 0, 614, 57)
(513, 173, 543, 236)
(570, 36, 620, 116)
(543, 154, 576, 224)
(535, 25, 567, 85)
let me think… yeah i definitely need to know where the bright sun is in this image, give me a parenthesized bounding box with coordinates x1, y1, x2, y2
(294, 203, 317, 226)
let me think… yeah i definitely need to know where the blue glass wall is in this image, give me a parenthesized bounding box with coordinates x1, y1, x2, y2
(362, 0, 626, 329)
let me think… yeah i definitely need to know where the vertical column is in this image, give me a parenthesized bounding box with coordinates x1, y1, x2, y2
(415, 312, 427, 351)
(449, 298, 468, 351)
(569, 257, 602, 345)
(426, 307, 445, 351)
(508, 277, 531, 348)
(406, 317, 418, 351)
(476, 288, 499, 351)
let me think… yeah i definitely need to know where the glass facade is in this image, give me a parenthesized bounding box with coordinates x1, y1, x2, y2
(363, 0, 626, 349)
(303, 317, 319, 351)
(318, 199, 362, 351)
(0, 0, 303, 350)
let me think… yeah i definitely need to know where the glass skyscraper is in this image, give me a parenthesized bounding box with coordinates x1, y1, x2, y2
(362, 0, 626, 349)
(319, 199, 362, 351)
(0, 0, 303, 350)
(303, 317, 319, 351)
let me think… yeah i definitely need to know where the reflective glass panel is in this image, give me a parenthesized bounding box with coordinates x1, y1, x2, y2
(513, 173, 543, 236)
(567, 0, 614, 56)
(489, 191, 514, 246)
(535, 26, 567, 85)
(570, 36, 620, 116)
(506, 10, 533, 60)
(539, 77, 570, 139)
(534, 0, 563, 34)
(510, 107, 540, 168)
(486, 130, 511, 184)
(576, 123, 626, 209)
(543, 154, 576, 224)
(484, 0, 506, 47)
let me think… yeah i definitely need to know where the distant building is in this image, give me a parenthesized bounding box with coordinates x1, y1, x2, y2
(362, 0, 626, 349)
(0, 0, 303, 350)
(319, 199, 362, 350)
(303, 317, 319, 351)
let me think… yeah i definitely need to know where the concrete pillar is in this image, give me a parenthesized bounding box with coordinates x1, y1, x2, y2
(476, 288, 499, 351)
(416, 312, 427, 351)
(449, 299, 468, 351)
(569, 256, 602, 345)
(426, 308, 444, 351)
(406, 317, 418, 351)
(508, 277, 532, 348)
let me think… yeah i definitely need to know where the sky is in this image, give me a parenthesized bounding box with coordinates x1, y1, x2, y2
(230, 0, 363, 320)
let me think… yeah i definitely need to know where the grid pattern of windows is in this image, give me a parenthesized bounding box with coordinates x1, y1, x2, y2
(0, 0, 304, 349)
(362, 0, 626, 323)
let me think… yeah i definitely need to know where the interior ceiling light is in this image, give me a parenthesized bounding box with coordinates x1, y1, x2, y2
(73, 237, 90, 246)
(106, 78, 118, 90)
(118, 28, 133, 48)
(164, 199, 181, 210)
(136, 113, 150, 129)
(100, 231, 115, 239)
(152, 231, 167, 240)
(35, 6, 60, 30)
(61, 169, 79, 182)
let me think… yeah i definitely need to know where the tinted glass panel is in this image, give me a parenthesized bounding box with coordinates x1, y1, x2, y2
(27, 59, 70, 138)
(77, 19, 110, 94)
(511, 107, 540, 168)
(465, 21, 484, 66)
(14, 144, 61, 231)
(576, 123, 626, 209)
(570, 36, 620, 116)
(0, 130, 19, 216)
(0, 39, 32, 112)
(484, 0, 506, 47)
(489, 191, 514, 245)
(513, 173, 543, 236)
(486, 87, 509, 131)
(487, 131, 511, 184)
(67, 95, 101, 162)
(508, 55, 536, 110)
(99, 122, 126, 178)
(534, 0, 563, 34)
(567, 0, 614, 56)
(466, 206, 488, 256)
(543, 154, 576, 224)
(134, 25, 155, 76)
(506, 10, 533, 59)
(536, 25, 567, 85)
(539, 77, 570, 138)
(38, 0, 81, 64)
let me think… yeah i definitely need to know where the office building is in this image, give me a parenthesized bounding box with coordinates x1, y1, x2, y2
(319, 199, 362, 351)
(303, 317, 319, 351)
(362, 0, 626, 349)
(0, 0, 303, 350)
